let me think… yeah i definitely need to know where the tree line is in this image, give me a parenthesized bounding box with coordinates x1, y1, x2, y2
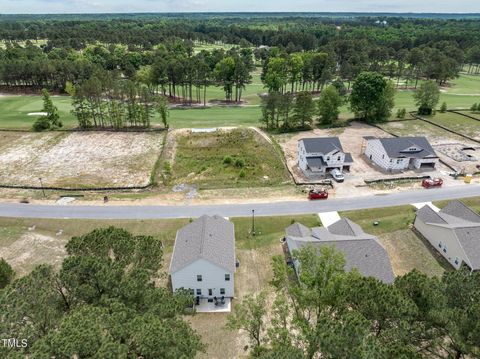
(228, 245, 480, 359)
(0, 227, 204, 358)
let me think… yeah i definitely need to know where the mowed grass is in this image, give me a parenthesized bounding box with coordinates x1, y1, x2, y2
(425, 112, 480, 140)
(171, 128, 291, 189)
(339, 205, 416, 235)
(379, 119, 464, 141)
(232, 214, 321, 250)
(0, 95, 76, 129)
(0, 73, 478, 129)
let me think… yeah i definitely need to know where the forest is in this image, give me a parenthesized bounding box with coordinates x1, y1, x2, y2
(1, 14, 480, 129)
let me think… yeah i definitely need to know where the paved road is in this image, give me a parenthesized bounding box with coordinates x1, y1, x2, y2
(1, 185, 479, 220)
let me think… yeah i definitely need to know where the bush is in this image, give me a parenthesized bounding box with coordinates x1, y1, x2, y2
(440, 102, 447, 113)
(238, 169, 246, 178)
(418, 105, 433, 116)
(234, 158, 245, 168)
(32, 116, 51, 132)
(163, 162, 172, 175)
(0, 258, 14, 289)
(223, 155, 233, 165)
(471, 103, 478, 112)
(396, 108, 406, 119)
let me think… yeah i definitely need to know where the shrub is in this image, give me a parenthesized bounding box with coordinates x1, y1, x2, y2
(440, 102, 447, 113)
(396, 108, 406, 119)
(0, 258, 14, 289)
(239, 169, 246, 178)
(32, 116, 51, 132)
(223, 155, 233, 165)
(234, 158, 245, 168)
(471, 103, 478, 112)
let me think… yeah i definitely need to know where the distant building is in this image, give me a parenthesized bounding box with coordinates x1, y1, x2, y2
(298, 137, 353, 175)
(169, 215, 236, 299)
(364, 136, 438, 171)
(285, 218, 395, 283)
(414, 200, 480, 271)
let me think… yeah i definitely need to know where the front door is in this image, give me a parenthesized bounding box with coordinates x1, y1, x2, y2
(208, 289, 213, 296)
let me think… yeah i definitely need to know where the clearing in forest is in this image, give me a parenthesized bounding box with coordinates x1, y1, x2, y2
(0, 131, 164, 188)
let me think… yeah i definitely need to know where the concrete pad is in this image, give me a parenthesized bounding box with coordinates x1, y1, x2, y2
(412, 202, 440, 212)
(318, 211, 341, 227)
(195, 298, 231, 313)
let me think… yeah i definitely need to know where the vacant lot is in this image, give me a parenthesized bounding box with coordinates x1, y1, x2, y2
(169, 128, 291, 189)
(425, 112, 480, 141)
(0, 131, 163, 188)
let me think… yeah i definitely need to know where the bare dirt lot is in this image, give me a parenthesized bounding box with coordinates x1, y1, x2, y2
(0, 131, 164, 188)
(275, 121, 456, 198)
(380, 120, 480, 174)
(0, 231, 67, 277)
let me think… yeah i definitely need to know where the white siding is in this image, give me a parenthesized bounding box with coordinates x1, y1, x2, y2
(414, 218, 468, 270)
(171, 258, 234, 298)
(365, 139, 409, 171)
(298, 141, 308, 171)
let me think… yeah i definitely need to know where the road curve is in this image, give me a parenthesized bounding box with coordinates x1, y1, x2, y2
(1, 185, 480, 220)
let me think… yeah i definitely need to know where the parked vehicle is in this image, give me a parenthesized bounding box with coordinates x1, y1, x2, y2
(330, 168, 345, 182)
(422, 178, 443, 188)
(308, 188, 329, 200)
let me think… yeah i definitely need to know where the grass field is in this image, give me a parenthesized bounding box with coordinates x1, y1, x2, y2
(424, 112, 480, 140)
(170, 128, 291, 189)
(1, 74, 478, 130)
(378, 119, 464, 141)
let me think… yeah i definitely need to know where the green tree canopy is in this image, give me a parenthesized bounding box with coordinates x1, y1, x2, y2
(350, 72, 395, 123)
(414, 80, 441, 115)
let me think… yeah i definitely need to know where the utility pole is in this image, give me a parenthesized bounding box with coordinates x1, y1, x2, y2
(38, 177, 46, 198)
(251, 209, 256, 236)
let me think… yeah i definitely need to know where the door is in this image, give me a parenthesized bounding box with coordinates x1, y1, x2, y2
(208, 289, 213, 296)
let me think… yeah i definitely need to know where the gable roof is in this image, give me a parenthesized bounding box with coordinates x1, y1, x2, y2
(286, 222, 312, 237)
(372, 137, 437, 159)
(169, 215, 235, 274)
(416, 201, 480, 270)
(441, 200, 480, 223)
(286, 218, 395, 283)
(300, 137, 343, 155)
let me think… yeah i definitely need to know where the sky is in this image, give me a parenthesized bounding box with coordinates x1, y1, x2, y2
(1, 0, 480, 14)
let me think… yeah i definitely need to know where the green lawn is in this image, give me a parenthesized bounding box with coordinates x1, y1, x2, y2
(0, 73, 478, 130)
(339, 205, 416, 235)
(170, 128, 291, 189)
(232, 214, 320, 250)
(424, 112, 480, 140)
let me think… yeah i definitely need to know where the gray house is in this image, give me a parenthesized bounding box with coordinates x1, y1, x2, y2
(364, 136, 438, 171)
(414, 200, 480, 271)
(298, 137, 353, 175)
(285, 218, 395, 283)
(169, 215, 236, 300)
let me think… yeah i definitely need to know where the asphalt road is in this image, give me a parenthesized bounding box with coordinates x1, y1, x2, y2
(1, 185, 479, 220)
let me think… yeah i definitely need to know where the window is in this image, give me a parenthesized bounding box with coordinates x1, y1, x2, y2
(382, 154, 385, 159)
(396, 159, 402, 164)
(438, 242, 442, 248)
(196, 289, 201, 296)
(455, 258, 459, 265)
(225, 274, 230, 281)
(197, 275, 202, 282)
(208, 289, 213, 296)
(220, 288, 225, 295)
(189, 289, 194, 295)
(326, 157, 330, 161)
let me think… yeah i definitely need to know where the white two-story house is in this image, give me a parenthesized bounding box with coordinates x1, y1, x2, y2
(364, 136, 438, 172)
(169, 215, 235, 300)
(298, 137, 353, 175)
